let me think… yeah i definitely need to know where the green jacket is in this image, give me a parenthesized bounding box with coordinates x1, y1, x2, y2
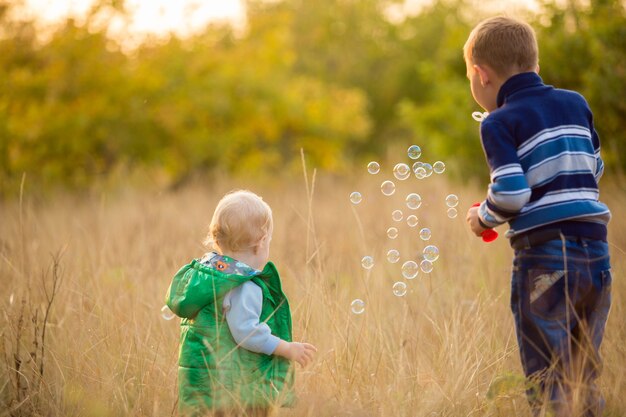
(166, 258, 294, 415)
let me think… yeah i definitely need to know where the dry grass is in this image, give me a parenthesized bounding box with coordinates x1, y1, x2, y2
(1, 169, 625, 417)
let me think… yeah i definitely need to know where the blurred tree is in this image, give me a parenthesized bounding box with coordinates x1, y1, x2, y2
(0, 0, 623, 195)
(536, 0, 626, 173)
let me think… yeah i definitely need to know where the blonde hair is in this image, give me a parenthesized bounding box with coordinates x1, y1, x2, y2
(464, 16, 538, 77)
(204, 190, 273, 253)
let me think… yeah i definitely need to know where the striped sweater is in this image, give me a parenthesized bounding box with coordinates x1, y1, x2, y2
(477, 72, 611, 240)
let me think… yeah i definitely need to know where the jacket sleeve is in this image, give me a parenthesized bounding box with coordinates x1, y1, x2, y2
(478, 118, 532, 228)
(166, 263, 218, 319)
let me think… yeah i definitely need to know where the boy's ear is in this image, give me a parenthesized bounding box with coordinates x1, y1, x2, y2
(535, 64, 540, 74)
(473, 64, 490, 87)
(253, 234, 270, 253)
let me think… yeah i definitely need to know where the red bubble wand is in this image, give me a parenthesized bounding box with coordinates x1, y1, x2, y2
(471, 202, 498, 242)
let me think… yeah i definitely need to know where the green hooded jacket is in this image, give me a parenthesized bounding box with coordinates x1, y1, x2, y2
(166, 256, 295, 416)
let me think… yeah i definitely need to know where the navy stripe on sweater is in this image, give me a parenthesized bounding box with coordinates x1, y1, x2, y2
(477, 72, 610, 238)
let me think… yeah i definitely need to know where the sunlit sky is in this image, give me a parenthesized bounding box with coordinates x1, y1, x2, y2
(19, 0, 539, 40)
(20, 0, 246, 38)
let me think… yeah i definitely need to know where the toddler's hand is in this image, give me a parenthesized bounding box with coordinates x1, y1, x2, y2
(274, 340, 317, 367)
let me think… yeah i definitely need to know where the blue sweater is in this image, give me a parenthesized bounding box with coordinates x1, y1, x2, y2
(477, 72, 611, 240)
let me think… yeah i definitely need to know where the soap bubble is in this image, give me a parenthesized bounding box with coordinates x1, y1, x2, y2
(419, 228, 431, 241)
(392, 209, 403, 222)
(433, 161, 446, 174)
(445, 194, 459, 208)
(161, 305, 175, 320)
(350, 191, 362, 205)
(401, 261, 419, 279)
(447, 208, 458, 218)
(420, 259, 434, 273)
(351, 299, 365, 314)
(367, 161, 380, 174)
(407, 215, 418, 227)
(423, 245, 440, 262)
(423, 163, 433, 177)
(381, 180, 396, 196)
(393, 163, 411, 181)
(387, 227, 398, 239)
(387, 249, 400, 263)
(407, 145, 422, 160)
(393, 282, 407, 297)
(413, 162, 427, 179)
(361, 256, 374, 270)
(406, 193, 422, 210)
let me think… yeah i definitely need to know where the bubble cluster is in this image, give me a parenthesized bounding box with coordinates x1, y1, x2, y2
(433, 161, 445, 174)
(349, 143, 460, 315)
(406, 193, 422, 210)
(401, 261, 419, 280)
(423, 245, 440, 262)
(387, 249, 400, 263)
(393, 163, 411, 181)
(161, 305, 175, 321)
(350, 191, 362, 205)
(361, 256, 374, 270)
(445, 194, 459, 208)
(351, 299, 365, 314)
(393, 281, 407, 297)
(407, 145, 422, 160)
(368, 161, 380, 174)
(381, 180, 396, 196)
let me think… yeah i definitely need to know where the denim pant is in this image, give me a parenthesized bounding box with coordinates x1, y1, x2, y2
(511, 238, 612, 416)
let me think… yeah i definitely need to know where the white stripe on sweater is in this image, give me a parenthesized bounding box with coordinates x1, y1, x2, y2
(526, 153, 596, 187)
(518, 125, 591, 158)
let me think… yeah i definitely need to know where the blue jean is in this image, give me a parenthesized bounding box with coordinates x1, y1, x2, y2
(511, 238, 612, 416)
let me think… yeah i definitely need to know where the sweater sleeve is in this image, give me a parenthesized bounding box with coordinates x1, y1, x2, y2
(590, 120, 604, 183)
(223, 281, 281, 355)
(478, 118, 532, 228)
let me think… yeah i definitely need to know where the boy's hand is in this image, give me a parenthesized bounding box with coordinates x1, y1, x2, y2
(274, 340, 317, 367)
(466, 206, 488, 237)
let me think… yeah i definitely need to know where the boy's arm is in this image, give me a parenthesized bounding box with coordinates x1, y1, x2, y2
(225, 281, 317, 366)
(478, 119, 532, 228)
(225, 281, 281, 355)
(589, 117, 604, 183)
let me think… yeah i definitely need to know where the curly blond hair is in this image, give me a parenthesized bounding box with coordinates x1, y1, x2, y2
(204, 190, 273, 253)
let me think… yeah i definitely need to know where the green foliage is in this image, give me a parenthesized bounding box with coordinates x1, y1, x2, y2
(0, 0, 624, 194)
(536, 0, 626, 170)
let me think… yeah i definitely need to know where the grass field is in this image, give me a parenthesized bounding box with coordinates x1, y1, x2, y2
(1, 169, 625, 417)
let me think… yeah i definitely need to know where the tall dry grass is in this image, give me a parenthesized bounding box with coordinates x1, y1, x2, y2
(1, 168, 625, 417)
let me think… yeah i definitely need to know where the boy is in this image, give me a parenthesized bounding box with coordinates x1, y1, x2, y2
(166, 190, 316, 416)
(464, 17, 612, 417)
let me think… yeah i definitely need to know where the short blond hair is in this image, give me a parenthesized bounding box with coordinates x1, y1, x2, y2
(204, 190, 273, 253)
(464, 16, 538, 77)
